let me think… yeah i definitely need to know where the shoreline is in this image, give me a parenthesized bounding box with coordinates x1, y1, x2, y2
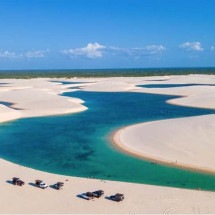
(111, 120, 215, 176)
(0, 78, 88, 124)
(1, 157, 215, 214)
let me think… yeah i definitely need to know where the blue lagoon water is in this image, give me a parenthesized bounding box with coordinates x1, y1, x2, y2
(1, 91, 215, 190)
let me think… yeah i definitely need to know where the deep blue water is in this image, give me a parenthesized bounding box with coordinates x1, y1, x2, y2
(1, 91, 215, 190)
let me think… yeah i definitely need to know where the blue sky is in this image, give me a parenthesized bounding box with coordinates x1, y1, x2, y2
(0, 0, 215, 69)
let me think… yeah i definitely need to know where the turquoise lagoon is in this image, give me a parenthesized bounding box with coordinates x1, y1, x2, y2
(1, 90, 215, 190)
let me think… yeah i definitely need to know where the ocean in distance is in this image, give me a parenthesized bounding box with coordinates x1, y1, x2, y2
(0, 67, 215, 78)
(1, 87, 215, 190)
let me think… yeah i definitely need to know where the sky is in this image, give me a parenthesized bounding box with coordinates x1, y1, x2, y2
(0, 0, 215, 69)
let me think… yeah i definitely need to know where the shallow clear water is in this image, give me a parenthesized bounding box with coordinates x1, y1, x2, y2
(1, 91, 215, 190)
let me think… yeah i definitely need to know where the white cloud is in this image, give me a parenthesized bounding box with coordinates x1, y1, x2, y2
(63, 43, 106, 59)
(63, 43, 166, 59)
(0, 50, 48, 59)
(179, 42, 203, 52)
(143, 45, 166, 54)
(108, 44, 166, 57)
(0, 51, 20, 58)
(24, 50, 48, 58)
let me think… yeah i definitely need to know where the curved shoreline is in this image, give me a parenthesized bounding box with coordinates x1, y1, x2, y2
(2, 77, 215, 176)
(0, 78, 88, 124)
(1, 76, 215, 176)
(111, 120, 215, 176)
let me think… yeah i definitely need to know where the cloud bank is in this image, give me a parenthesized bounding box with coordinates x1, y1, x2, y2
(179, 42, 203, 52)
(63, 43, 166, 59)
(24, 50, 49, 58)
(0, 50, 49, 59)
(63, 43, 106, 59)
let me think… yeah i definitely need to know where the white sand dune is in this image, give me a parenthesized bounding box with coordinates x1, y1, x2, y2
(114, 114, 215, 173)
(0, 78, 87, 123)
(0, 75, 215, 213)
(0, 104, 21, 122)
(112, 75, 215, 174)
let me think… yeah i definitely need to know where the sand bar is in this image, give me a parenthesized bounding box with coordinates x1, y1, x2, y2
(113, 114, 215, 174)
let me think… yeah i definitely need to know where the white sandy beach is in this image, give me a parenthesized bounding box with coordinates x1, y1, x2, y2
(114, 114, 215, 173)
(0, 75, 215, 213)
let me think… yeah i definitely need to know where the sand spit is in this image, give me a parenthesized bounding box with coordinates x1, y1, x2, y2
(113, 114, 215, 174)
